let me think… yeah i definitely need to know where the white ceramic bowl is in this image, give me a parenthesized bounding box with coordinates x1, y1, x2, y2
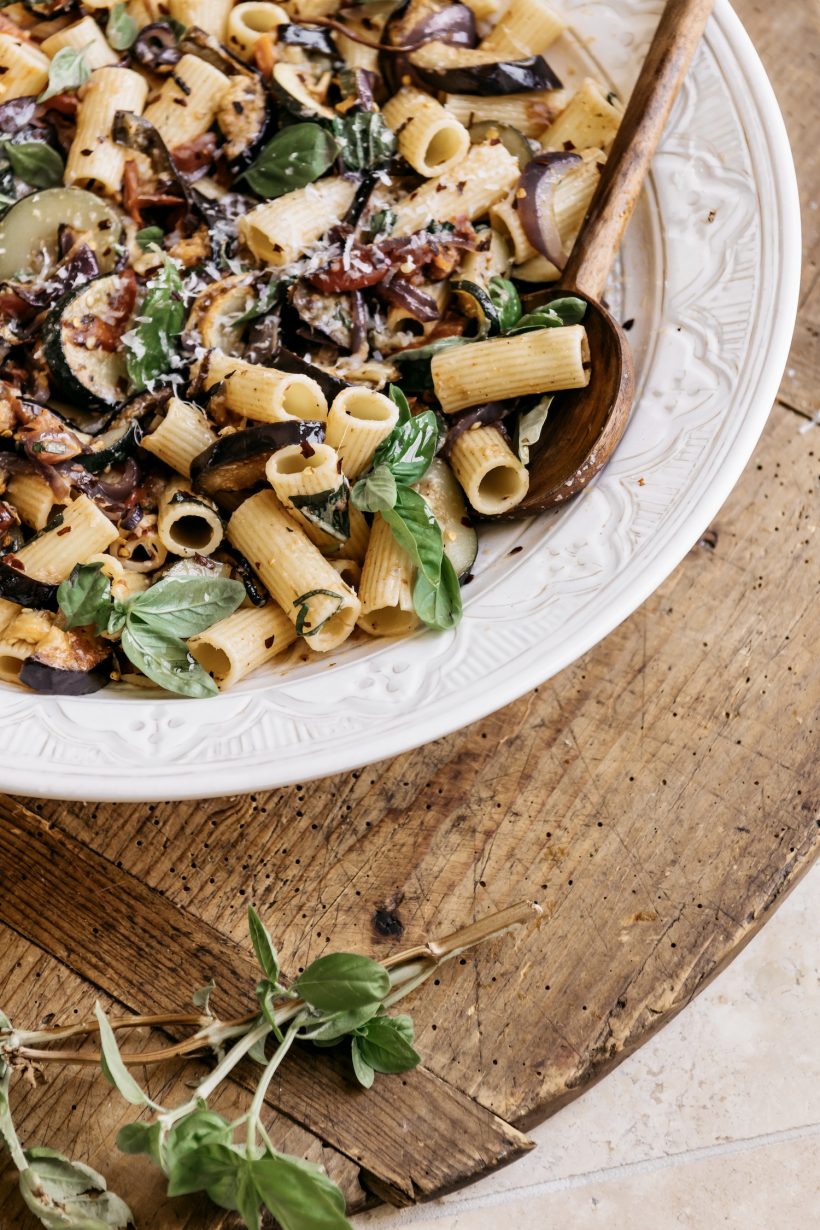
(0, 0, 800, 801)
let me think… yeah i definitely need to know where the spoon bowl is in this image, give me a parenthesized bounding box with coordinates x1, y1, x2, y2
(497, 0, 715, 520)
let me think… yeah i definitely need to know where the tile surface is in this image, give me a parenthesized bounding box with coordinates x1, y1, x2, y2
(356, 866, 820, 1228)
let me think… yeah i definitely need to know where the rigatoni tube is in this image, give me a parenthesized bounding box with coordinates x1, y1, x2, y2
(382, 88, 470, 178)
(13, 495, 118, 583)
(228, 490, 360, 652)
(265, 442, 348, 550)
(541, 79, 622, 153)
(198, 350, 327, 424)
(143, 54, 231, 149)
(41, 16, 119, 69)
(226, 2, 289, 60)
(0, 34, 50, 102)
(432, 326, 590, 413)
(141, 397, 217, 479)
(358, 515, 420, 638)
(240, 178, 357, 265)
(65, 67, 148, 195)
(391, 143, 520, 238)
(325, 387, 399, 480)
(449, 426, 529, 517)
(157, 480, 223, 558)
(480, 0, 565, 56)
(189, 603, 296, 689)
(169, 0, 234, 39)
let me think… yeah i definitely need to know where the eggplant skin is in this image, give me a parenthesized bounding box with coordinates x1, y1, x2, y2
(190, 421, 326, 495)
(0, 563, 58, 610)
(20, 656, 111, 695)
(412, 55, 562, 96)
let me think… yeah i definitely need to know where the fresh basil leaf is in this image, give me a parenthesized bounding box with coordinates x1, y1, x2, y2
(95, 1002, 159, 1109)
(241, 123, 338, 200)
(232, 278, 282, 326)
(235, 1164, 262, 1230)
(294, 953, 390, 1013)
(166, 1110, 233, 1172)
(331, 112, 396, 172)
(516, 394, 552, 465)
(351, 463, 397, 514)
(354, 1014, 421, 1073)
(292, 588, 344, 639)
(350, 1038, 374, 1089)
(381, 487, 462, 630)
(251, 1152, 351, 1230)
(166, 1140, 241, 1201)
(304, 1002, 381, 1043)
(20, 1148, 133, 1229)
(57, 563, 120, 634)
(508, 309, 563, 333)
(508, 297, 586, 335)
(290, 481, 350, 542)
(135, 225, 164, 251)
(369, 409, 439, 485)
(192, 977, 216, 1013)
(116, 1121, 164, 1168)
(107, 2, 138, 51)
(393, 336, 471, 365)
(127, 576, 244, 638)
(38, 46, 91, 104)
(125, 258, 186, 391)
(120, 620, 218, 697)
(0, 140, 64, 188)
(248, 906, 280, 983)
(388, 384, 411, 424)
(488, 276, 522, 331)
(543, 294, 587, 324)
(367, 207, 395, 240)
(256, 980, 283, 1036)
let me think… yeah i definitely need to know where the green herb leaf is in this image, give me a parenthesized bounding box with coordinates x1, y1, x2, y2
(304, 1002, 381, 1043)
(232, 278, 282, 326)
(166, 1110, 233, 1175)
(354, 1014, 421, 1074)
(381, 487, 462, 630)
(350, 1038, 375, 1088)
(240, 123, 338, 200)
(292, 588, 344, 639)
(290, 481, 350, 542)
(235, 1164, 262, 1230)
(20, 1148, 133, 1230)
(331, 112, 396, 172)
(294, 953, 390, 1013)
(351, 463, 397, 514)
(248, 906, 280, 984)
(0, 140, 64, 188)
(38, 45, 91, 104)
(369, 408, 439, 485)
(127, 575, 244, 638)
(392, 336, 472, 392)
(57, 563, 123, 634)
(120, 620, 218, 698)
(516, 394, 552, 465)
(367, 207, 395, 240)
(192, 977, 216, 1013)
(0, 1015, 27, 1174)
(488, 276, 522, 331)
(95, 1002, 159, 1109)
(107, 2, 139, 51)
(251, 1152, 351, 1230)
(451, 279, 499, 338)
(388, 383, 411, 423)
(116, 1121, 164, 1168)
(125, 258, 186, 391)
(135, 225, 164, 251)
(508, 295, 586, 335)
(166, 1139, 241, 1201)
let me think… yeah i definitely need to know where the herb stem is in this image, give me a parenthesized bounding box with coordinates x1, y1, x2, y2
(290, 15, 417, 53)
(246, 1021, 301, 1154)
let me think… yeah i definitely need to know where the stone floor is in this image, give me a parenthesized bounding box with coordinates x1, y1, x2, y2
(356, 865, 820, 1229)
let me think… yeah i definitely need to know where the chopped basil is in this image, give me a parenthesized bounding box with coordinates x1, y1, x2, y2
(125, 259, 186, 391)
(0, 140, 64, 188)
(38, 45, 91, 104)
(107, 2, 139, 51)
(290, 481, 351, 542)
(331, 112, 396, 172)
(135, 225, 164, 251)
(240, 123, 339, 200)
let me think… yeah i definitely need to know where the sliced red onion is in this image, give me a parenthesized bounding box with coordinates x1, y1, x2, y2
(377, 277, 440, 323)
(517, 151, 583, 268)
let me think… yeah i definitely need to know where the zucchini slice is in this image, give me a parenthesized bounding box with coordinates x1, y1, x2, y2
(468, 121, 534, 171)
(0, 188, 123, 282)
(415, 457, 478, 579)
(42, 274, 135, 411)
(451, 279, 500, 337)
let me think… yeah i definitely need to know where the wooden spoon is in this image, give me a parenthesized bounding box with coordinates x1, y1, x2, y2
(501, 0, 716, 519)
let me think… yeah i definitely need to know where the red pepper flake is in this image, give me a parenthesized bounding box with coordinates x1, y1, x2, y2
(56, 526, 72, 536)
(264, 635, 275, 649)
(6, 557, 24, 571)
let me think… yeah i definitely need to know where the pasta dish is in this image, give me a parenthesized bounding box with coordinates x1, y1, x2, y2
(0, 0, 622, 696)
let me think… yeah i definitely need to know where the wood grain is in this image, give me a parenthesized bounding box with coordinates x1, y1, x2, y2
(0, 1, 818, 1225)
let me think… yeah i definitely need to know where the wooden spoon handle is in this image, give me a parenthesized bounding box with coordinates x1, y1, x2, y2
(561, 0, 716, 300)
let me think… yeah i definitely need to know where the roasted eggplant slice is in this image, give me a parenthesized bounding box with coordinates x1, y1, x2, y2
(190, 421, 325, 495)
(217, 76, 275, 174)
(409, 43, 562, 95)
(414, 457, 478, 579)
(0, 561, 58, 610)
(42, 273, 136, 411)
(0, 188, 123, 282)
(80, 420, 143, 473)
(271, 62, 336, 120)
(186, 274, 257, 352)
(266, 348, 347, 402)
(19, 626, 111, 695)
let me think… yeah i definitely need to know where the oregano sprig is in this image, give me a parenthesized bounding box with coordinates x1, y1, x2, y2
(0, 902, 539, 1230)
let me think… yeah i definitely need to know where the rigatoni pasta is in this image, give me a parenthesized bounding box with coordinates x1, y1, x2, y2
(0, 0, 614, 697)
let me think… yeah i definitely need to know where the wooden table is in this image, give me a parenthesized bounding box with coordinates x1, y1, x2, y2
(1, 2, 818, 1225)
